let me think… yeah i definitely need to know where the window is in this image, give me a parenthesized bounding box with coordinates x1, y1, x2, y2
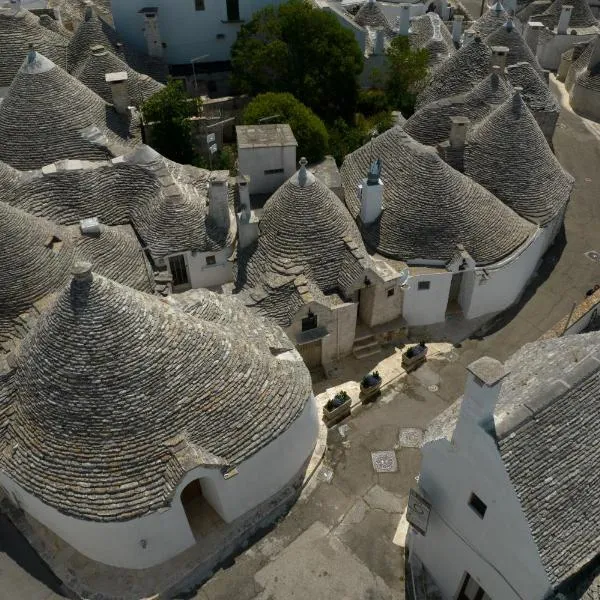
(169, 254, 189, 287)
(45, 234, 63, 254)
(206, 255, 216, 266)
(418, 280, 430, 291)
(457, 573, 491, 600)
(226, 0, 240, 21)
(468, 493, 487, 519)
(194, 0, 205, 9)
(302, 311, 318, 332)
(387, 288, 395, 297)
(264, 168, 284, 175)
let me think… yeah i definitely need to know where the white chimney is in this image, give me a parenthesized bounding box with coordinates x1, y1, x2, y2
(557, 5, 573, 34)
(208, 173, 230, 230)
(236, 208, 260, 249)
(439, 0, 450, 21)
(238, 175, 251, 212)
(455, 357, 510, 436)
(105, 71, 130, 115)
(525, 21, 544, 54)
(449, 116, 470, 149)
(463, 30, 475, 44)
(490, 45, 509, 72)
(396, 4, 412, 36)
(140, 8, 164, 58)
(374, 28, 385, 55)
(359, 159, 384, 225)
(452, 15, 464, 43)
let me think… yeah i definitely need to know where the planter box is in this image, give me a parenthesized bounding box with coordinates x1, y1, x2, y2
(323, 399, 351, 427)
(401, 353, 427, 373)
(360, 379, 382, 403)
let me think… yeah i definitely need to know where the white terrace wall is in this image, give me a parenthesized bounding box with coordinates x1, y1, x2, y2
(413, 419, 552, 599)
(0, 396, 319, 569)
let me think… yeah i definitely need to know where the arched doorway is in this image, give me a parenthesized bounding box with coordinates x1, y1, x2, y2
(180, 479, 224, 540)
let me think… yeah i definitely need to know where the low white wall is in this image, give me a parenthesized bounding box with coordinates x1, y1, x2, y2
(238, 145, 297, 196)
(0, 396, 318, 569)
(402, 271, 452, 326)
(537, 32, 597, 70)
(187, 247, 233, 288)
(461, 228, 547, 320)
(413, 416, 552, 599)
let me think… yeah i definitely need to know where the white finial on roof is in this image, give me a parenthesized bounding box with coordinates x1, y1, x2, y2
(490, 1, 504, 13)
(512, 86, 524, 115)
(291, 157, 315, 188)
(505, 17, 514, 32)
(22, 46, 55, 75)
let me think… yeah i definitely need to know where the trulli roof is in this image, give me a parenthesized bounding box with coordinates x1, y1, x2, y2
(485, 19, 545, 74)
(468, 1, 509, 37)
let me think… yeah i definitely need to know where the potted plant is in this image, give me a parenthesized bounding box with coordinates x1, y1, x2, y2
(323, 390, 351, 427)
(401, 342, 428, 372)
(360, 370, 382, 402)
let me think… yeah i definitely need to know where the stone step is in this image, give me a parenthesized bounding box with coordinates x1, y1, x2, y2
(353, 344, 382, 360)
(353, 335, 378, 350)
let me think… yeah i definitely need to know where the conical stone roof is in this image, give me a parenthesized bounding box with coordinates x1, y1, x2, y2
(340, 126, 535, 265)
(0, 160, 22, 195)
(416, 36, 492, 108)
(0, 6, 67, 86)
(485, 20, 544, 74)
(72, 45, 164, 105)
(468, 2, 509, 37)
(1, 269, 312, 521)
(355, 0, 392, 31)
(38, 13, 72, 38)
(405, 70, 513, 145)
(506, 61, 560, 112)
(538, 0, 598, 29)
(410, 13, 455, 58)
(464, 92, 574, 225)
(0, 50, 137, 170)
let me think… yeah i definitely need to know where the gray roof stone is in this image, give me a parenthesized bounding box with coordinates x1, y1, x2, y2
(575, 36, 600, 92)
(354, 0, 392, 32)
(485, 19, 545, 74)
(0, 270, 312, 521)
(468, 1, 509, 37)
(506, 61, 561, 112)
(0, 160, 22, 194)
(416, 36, 493, 108)
(464, 91, 574, 225)
(340, 126, 535, 265)
(0, 50, 138, 170)
(538, 0, 598, 29)
(409, 13, 456, 67)
(38, 13, 73, 38)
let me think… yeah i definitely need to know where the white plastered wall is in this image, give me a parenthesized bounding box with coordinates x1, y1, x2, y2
(537, 32, 598, 70)
(186, 247, 234, 288)
(570, 82, 600, 121)
(0, 396, 319, 570)
(238, 145, 297, 196)
(402, 271, 452, 326)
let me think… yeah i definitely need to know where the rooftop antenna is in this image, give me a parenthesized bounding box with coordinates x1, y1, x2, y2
(369, 128, 378, 165)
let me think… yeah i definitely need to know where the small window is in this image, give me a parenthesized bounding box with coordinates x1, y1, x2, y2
(418, 280, 430, 291)
(206, 255, 216, 265)
(302, 312, 318, 332)
(468, 493, 487, 519)
(264, 168, 284, 175)
(194, 0, 205, 10)
(226, 0, 240, 21)
(387, 288, 395, 297)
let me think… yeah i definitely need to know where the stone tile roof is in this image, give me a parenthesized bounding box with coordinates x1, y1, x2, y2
(0, 160, 22, 194)
(575, 37, 600, 91)
(468, 1, 509, 37)
(0, 51, 138, 170)
(416, 36, 492, 108)
(506, 61, 561, 112)
(72, 45, 164, 105)
(340, 126, 535, 265)
(171, 289, 294, 355)
(516, 0, 552, 23)
(0, 270, 312, 521)
(409, 13, 456, 66)
(235, 164, 370, 327)
(38, 13, 73, 38)
(405, 71, 513, 146)
(67, 8, 167, 82)
(538, 0, 598, 29)
(0, 201, 152, 346)
(485, 19, 545, 74)
(464, 91, 574, 225)
(0, 7, 68, 87)
(354, 0, 392, 32)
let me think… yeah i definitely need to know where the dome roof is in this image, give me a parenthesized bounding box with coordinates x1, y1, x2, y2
(236, 162, 370, 326)
(355, 0, 392, 31)
(506, 61, 560, 112)
(416, 36, 492, 108)
(0, 7, 67, 87)
(405, 70, 513, 145)
(340, 126, 535, 265)
(72, 45, 164, 105)
(0, 50, 137, 170)
(538, 0, 598, 29)
(468, 1, 509, 37)
(485, 19, 544, 74)
(1, 269, 312, 521)
(464, 91, 574, 225)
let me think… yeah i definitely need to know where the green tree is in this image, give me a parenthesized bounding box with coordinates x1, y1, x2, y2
(141, 80, 200, 164)
(243, 93, 329, 163)
(384, 37, 429, 116)
(231, 0, 363, 123)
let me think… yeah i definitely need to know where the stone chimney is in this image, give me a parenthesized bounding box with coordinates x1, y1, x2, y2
(502, 0, 516, 13)
(105, 72, 130, 115)
(454, 357, 510, 437)
(490, 45, 509, 72)
(449, 116, 470, 149)
(490, 65, 501, 89)
(439, 0, 450, 21)
(452, 15, 464, 44)
(511, 87, 524, 116)
(83, 1, 93, 21)
(395, 4, 412, 36)
(589, 34, 600, 72)
(463, 30, 475, 44)
(237, 207, 259, 249)
(237, 174, 251, 212)
(140, 8, 164, 58)
(208, 172, 230, 230)
(359, 158, 384, 224)
(525, 21, 544, 54)
(557, 5, 573, 34)
(374, 28, 386, 55)
(72, 261, 93, 282)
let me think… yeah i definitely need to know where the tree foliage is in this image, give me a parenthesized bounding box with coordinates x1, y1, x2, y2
(141, 80, 200, 164)
(231, 0, 363, 123)
(243, 92, 329, 163)
(384, 36, 429, 116)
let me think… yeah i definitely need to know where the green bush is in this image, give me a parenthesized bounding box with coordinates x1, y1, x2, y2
(357, 89, 390, 117)
(243, 92, 329, 164)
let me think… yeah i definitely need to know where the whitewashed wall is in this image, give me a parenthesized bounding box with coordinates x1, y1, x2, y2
(0, 396, 318, 569)
(238, 145, 297, 196)
(570, 83, 600, 121)
(402, 271, 453, 326)
(413, 408, 552, 599)
(537, 32, 597, 70)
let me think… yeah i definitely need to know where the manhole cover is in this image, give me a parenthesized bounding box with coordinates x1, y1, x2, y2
(428, 384, 439, 393)
(398, 428, 424, 448)
(318, 466, 334, 483)
(371, 450, 398, 473)
(445, 351, 459, 362)
(585, 250, 600, 263)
